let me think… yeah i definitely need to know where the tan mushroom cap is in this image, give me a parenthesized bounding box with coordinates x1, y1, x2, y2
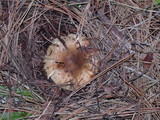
(44, 34, 98, 90)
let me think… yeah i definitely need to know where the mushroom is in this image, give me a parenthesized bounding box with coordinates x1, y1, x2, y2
(44, 34, 98, 90)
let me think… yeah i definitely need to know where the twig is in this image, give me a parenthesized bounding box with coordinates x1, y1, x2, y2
(36, 101, 52, 120)
(63, 53, 135, 104)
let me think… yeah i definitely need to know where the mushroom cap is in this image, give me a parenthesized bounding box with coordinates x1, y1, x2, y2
(44, 34, 98, 90)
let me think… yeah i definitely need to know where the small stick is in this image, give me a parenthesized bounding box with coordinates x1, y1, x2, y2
(63, 53, 135, 104)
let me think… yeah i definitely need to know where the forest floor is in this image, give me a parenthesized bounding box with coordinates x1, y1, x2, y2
(0, 0, 160, 120)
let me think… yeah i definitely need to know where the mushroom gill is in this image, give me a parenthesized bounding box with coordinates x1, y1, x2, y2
(44, 34, 98, 90)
